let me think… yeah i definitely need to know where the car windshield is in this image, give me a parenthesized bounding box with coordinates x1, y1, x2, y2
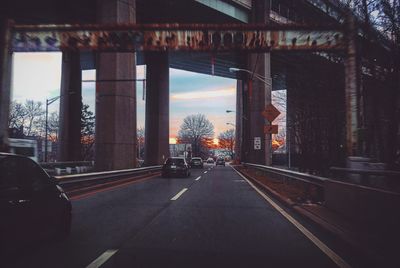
(166, 158, 185, 165)
(192, 158, 201, 162)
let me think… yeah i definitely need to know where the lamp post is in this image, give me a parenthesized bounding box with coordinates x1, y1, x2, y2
(229, 68, 271, 86)
(226, 108, 242, 164)
(229, 67, 273, 166)
(225, 123, 236, 160)
(45, 96, 61, 162)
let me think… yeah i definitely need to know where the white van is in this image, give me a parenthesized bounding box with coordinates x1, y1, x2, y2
(8, 138, 38, 162)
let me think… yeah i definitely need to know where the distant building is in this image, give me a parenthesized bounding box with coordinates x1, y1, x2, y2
(170, 144, 191, 158)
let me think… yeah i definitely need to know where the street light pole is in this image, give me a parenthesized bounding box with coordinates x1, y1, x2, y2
(229, 68, 271, 86)
(45, 96, 61, 162)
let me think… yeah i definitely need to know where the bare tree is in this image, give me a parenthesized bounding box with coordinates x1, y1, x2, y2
(8, 101, 27, 130)
(218, 129, 235, 157)
(81, 104, 95, 161)
(178, 114, 214, 156)
(47, 111, 59, 141)
(137, 126, 145, 159)
(24, 100, 45, 136)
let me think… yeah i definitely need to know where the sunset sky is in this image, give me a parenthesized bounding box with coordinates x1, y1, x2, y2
(12, 52, 236, 141)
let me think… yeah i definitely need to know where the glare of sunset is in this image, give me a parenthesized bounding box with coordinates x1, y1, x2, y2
(169, 137, 177, 144)
(213, 138, 219, 145)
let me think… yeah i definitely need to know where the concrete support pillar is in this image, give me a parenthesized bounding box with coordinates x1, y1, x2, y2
(235, 79, 243, 163)
(95, 0, 137, 170)
(246, 0, 272, 165)
(144, 52, 169, 165)
(58, 51, 82, 161)
(344, 13, 360, 157)
(246, 53, 271, 165)
(286, 73, 294, 169)
(0, 19, 12, 152)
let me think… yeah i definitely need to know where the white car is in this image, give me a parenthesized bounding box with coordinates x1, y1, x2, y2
(206, 158, 214, 164)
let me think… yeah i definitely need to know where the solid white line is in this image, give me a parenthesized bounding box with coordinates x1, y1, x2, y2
(204, 171, 208, 174)
(195, 176, 201, 181)
(171, 188, 188, 201)
(231, 167, 351, 268)
(86, 249, 118, 268)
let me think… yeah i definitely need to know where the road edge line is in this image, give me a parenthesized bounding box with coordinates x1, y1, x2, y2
(231, 166, 351, 268)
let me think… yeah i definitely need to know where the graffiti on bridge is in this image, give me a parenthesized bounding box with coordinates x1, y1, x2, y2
(12, 24, 344, 52)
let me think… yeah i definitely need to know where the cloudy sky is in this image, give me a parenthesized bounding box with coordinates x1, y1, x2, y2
(12, 52, 236, 142)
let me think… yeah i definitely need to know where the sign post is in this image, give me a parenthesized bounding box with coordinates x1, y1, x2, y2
(254, 137, 261, 150)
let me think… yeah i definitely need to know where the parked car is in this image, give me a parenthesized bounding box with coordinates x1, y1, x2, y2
(216, 157, 226, 166)
(190, 157, 203, 168)
(206, 158, 215, 164)
(0, 153, 72, 257)
(162, 157, 191, 177)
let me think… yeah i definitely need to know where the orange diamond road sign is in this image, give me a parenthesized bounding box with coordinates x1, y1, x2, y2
(264, 125, 279, 134)
(262, 104, 281, 122)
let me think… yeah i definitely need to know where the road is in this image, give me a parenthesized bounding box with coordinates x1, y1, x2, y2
(8, 164, 348, 268)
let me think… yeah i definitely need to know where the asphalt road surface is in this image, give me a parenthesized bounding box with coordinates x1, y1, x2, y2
(7, 164, 350, 268)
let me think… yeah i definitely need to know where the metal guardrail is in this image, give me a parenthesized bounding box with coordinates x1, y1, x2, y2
(40, 161, 93, 169)
(243, 163, 326, 186)
(241, 163, 326, 203)
(330, 166, 400, 192)
(55, 165, 162, 186)
(330, 167, 400, 177)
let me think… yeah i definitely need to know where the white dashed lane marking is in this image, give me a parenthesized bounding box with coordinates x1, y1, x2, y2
(86, 249, 118, 268)
(170, 188, 188, 201)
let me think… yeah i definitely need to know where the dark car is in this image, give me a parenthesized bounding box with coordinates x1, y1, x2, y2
(216, 157, 226, 166)
(206, 158, 215, 164)
(162, 157, 191, 177)
(190, 157, 203, 168)
(0, 153, 71, 257)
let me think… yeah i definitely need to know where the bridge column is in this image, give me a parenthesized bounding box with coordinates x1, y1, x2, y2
(0, 19, 12, 152)
(144, 52, 169, 165)
(95, 0, 137, 170)
(58, 51, 82, 161)
(345, 13, 362, 157)
(246, 0, 272, 165)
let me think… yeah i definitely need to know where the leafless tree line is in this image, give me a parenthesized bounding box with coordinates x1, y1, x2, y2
(8, 100, 59, 139)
